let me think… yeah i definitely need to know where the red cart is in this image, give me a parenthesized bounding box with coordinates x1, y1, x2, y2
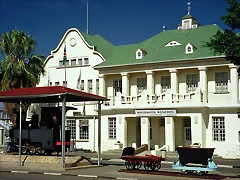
(120, 147, 166, 171)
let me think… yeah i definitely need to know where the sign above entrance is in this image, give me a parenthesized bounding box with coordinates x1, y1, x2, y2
(135, 110, 177, 117)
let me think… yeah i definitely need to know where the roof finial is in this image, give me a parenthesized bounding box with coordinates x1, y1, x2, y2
(187, 0, 191, 14)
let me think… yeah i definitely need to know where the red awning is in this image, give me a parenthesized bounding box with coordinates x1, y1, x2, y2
(0, 86, 108, 103)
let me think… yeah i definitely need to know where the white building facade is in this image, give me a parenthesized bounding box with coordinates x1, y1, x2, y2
(36, 13, 240, 159)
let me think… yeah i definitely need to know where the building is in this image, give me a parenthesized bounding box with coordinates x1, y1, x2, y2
(36, 9, 240, 159)
(0, 102, 10, 145)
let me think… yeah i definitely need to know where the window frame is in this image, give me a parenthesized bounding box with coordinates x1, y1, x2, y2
(108, 117, 117, 139)
(212, 116, 226, 142)
(186, 74, 198, 93)
(79, 119, 89, 141)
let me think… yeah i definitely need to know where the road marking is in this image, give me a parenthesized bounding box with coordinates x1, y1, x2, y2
(116, 178, 139, 180)
(43, 173, 62, 176)
(78, 174, 98, 178)
(11, 171, 28, 173)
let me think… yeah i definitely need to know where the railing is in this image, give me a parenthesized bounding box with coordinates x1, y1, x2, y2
(105, 88, 203, 106)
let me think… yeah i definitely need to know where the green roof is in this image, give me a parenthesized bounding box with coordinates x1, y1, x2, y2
(182, 14, 194, 20)
(94, 24, 223, 68)
(80, 31, 114, 59)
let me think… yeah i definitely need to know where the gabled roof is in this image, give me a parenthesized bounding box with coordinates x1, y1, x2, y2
(0, 86, 108, 103)
(95, 24, 223, 68)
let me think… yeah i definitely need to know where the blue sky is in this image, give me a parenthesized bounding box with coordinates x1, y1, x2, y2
(0, 0, 231, 60)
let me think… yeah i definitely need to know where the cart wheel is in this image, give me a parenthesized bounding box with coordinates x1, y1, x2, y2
(181, 170, 188, 174)
(196, 171, 203, 176)
(134, 162, 142, 170)
(144, 162, 151, 171)
(150, 162, 161, 171)
(125, 162, 134, 170)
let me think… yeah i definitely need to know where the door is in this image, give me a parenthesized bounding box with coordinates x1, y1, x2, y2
(184, 118, 192, 146)
(184, 127, 192, 146)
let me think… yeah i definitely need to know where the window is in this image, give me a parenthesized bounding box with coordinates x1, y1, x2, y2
(186, 74, 198, 92)
(79, 120, 89, 140)
(55, 82, 60, 86)
(65, 60, 69, 66)
(184, 117, 191, 127)
(161, 76, 171, 93)
(66, 120, 76, 139)
(78, 59, 82, 66)
(84, 58, 89, 65)
(137, 78, 147, 94)
(96, 79, 99, 95)
(49, 82, 52, 86)
(138, 52, 141, 57)
(63, 81, 67, 87)
(187, 46, 192, 52)
(212, 117, 225, 142)
(108, 118, 116, 139)
(88, 80, 92, 93)
(150, 119, 152, 140)
(73, 111, 82, 116)
(80, 80, 84, 91)
(183, 20, 190, 29)
(71, 59, 76, 66)
(160, 118, 165, 127)
(215, 72, 228, 93)
(59, 61, 63, 66)
(113, 79, 122, 96)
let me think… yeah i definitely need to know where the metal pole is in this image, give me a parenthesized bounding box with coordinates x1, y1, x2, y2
(62, 95, 66, 168)
(19, 100, 22, 166)
(97, 101, 101, 165)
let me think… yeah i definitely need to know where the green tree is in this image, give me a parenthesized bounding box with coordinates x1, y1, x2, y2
(204, 0, 240, 73)
(0, 29, 46, 125)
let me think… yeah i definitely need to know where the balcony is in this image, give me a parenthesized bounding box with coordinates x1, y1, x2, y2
(103, 88, 203, 108)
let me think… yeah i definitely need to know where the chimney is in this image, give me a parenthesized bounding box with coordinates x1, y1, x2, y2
(163, 25, 166, 31)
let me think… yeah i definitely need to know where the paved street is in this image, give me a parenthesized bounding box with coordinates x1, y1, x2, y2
(0, 172, 106, 180)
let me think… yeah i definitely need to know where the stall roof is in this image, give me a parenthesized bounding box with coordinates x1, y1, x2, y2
(0, 86, 108, 103)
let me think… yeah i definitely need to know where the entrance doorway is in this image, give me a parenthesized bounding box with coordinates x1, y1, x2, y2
(183, 118, 192, 146)
(136, 118, 141, 147)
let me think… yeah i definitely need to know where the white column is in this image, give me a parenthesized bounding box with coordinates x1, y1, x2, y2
(141, 117, 150, 150)
(229, 64, 239, 104)
(198, 66, 208, 103)
(145, 71, 154, 94)
(190, 114, 204, 147)
(121, 72, 129, 96)
(169, 69, 178, 93)
(98, 74, 105, 96)
(165, 117, 175, 151)
(117, 116, 128, 148)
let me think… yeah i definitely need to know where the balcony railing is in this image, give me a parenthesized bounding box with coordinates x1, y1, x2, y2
(103, 88, 203, 106)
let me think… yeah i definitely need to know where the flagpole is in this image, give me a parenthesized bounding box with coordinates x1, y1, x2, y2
(64, 42, 67, 87)
(65, 65, 67, 87)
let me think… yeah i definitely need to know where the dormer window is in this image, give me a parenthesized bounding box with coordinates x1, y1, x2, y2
(185, 43, 196, 54)
(138, 52, 141, 57)
(165, 41, 182, 47)
(136, 49, 147, 59)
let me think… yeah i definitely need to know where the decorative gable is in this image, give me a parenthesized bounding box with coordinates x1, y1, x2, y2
(136, 49, 147, 59)
(185, 43, 196, 54)
(165, 41, 182, 47)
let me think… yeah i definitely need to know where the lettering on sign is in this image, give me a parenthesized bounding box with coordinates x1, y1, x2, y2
(135, 110, 177, 117)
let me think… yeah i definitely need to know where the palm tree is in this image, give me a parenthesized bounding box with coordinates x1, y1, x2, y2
(0, 29, 46, 125)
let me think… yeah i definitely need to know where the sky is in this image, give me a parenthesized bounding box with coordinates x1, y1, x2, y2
(0, 0, 232, 60)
